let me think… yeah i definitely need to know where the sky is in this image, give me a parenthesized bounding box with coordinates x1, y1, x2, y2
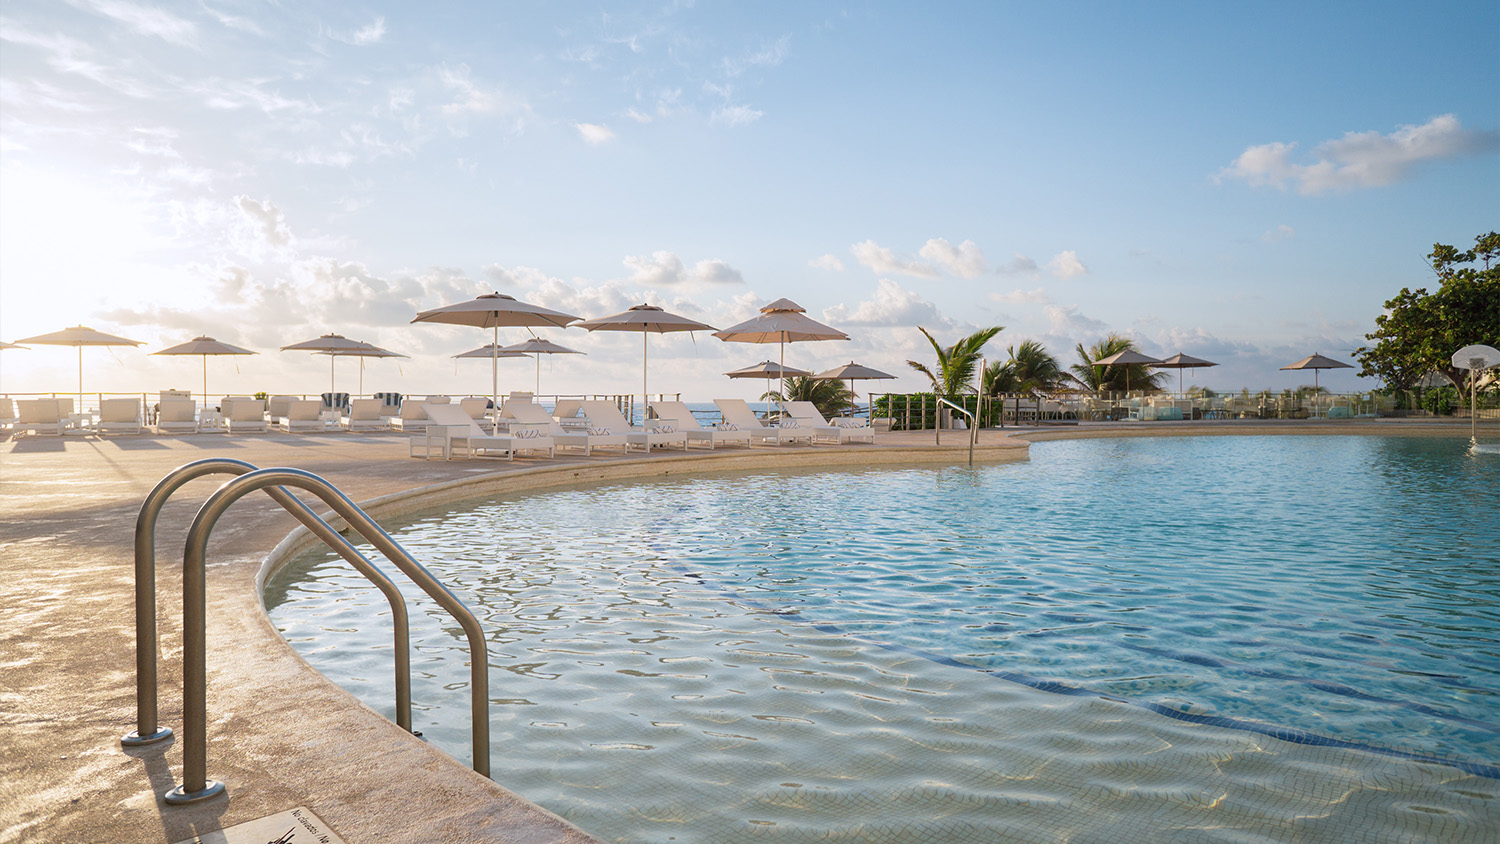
(1, 0, 1497, 403)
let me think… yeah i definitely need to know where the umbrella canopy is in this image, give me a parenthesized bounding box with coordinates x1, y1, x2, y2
(1154, 352, 1218, 394)
(280, 334, 397, 396)
(152, 335, 258, 401)
(314, 344, 407, 396)
(575, 304, 715, 414)
(411, 292, 581, 433)
(725, 360, 813, 416)
(814, 361, 896, 416)
(713, 299, 849, 395)
(0, 341, 28, 350)
(454, 344, 532, 360)
(15, 325, 145, 403)
(500, 337, 585, 395)
(1280, 352, 1352, 391)
(1091, 349, 1162, 394)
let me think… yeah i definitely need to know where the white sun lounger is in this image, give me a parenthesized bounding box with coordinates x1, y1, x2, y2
(153, 399, 199, 434)
(579, 400, 687, 452)
(413, 403, 553, 460)
(506, 401, 627, 456)
(224, 398, 268, 434)
(277, 399, 325, 432)
(96, 398, 144, 435)
(650, 400, 751, 449)
(341, 398, 389, 431)
(714, 399, 813, 446)
(780, 401, 874, 444)
(391, 396, 449, 431)
(14, 398, 64, 437)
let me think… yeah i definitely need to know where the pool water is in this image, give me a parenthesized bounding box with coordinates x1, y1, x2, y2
(265, 435, 1500, 841)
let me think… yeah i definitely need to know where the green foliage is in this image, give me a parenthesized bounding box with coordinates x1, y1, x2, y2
(906, 325, 1003, 396)
(1418, 386, 1460, 416)
(983, 339, 1066, 397)
(1069, 333, 1167, 393)
(253, 391, 268, 401)
(763, 375, 855, 418)
(1355, 232, 1500, 389)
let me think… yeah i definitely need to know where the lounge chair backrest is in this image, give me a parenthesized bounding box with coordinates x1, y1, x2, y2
(56, 397, 74, 417)
(227, 398, 264, 420)
(507, 391, 533, 404)
(459, 397, 490, 419)
(579, 400, 632, 431)
(268, 395, 295, 418)
(18, 398, 61, 424)
(423, 395, 452, 403)
(158, 399, 197, 423)
(286, 399, 322, 421)
(100, 398, 141, 423)
(421, 403, 487, 437)
(398, 401, 430, 421)
(781, 401, 830, 425)
(160, 389, 192, 403)
(505, 402, 563, 433)
(348, 398, 384, 420)
(649, 401, 707, 431)
(552, 399, 583, 419)
(715, 399, 765, 428)
(0, 397, 14, 423)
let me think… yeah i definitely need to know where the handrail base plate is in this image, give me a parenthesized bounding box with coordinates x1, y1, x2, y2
(164, 780, 226, 805)
(122, 726, 174, 747)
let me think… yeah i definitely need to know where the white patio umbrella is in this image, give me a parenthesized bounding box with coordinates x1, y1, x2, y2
(725, 360, 811, 416)
(1155, 352, 1218, 394)
(0, 341, 27, 350)
(1092, 349, 1162, 394)
(14, 325, 144, 405)
(280, 334, 396, 397)
(813, 361, 896, 418)
(315, 344, 407, 397)
(151, 336, 258, 403)
(500, 337, 585, 395)
(1279, 352, 1352, 391)
(713, 298, 849, 397)
(412, 292, 580, 434)
(575, 304, 715, 418)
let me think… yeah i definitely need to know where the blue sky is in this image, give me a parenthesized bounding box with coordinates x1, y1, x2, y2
(2, 1, 1496, 401)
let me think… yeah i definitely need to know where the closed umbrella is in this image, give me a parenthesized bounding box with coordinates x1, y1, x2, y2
(1155, 352, 1218, 394)
(501, 337, 585, 396)
(575, 303, 715, 420)
(1279, 352, 1352, 391)
(14, 325, 144, 405)
(1092, 349, 1162, 394)
(713, 298, 849, 397)
(725, 360, 811, 417)
(814, 361, 895, 420)
(412, 292, 580, 434)
(152, 336, 258, 404)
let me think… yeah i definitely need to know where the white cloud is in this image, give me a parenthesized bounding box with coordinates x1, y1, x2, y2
(850, 240, 939, 279)
(1047, 250, 1087, 279)
(991, 287, 1050, 304)
(622, 251, 744, 286)
(574, 122, 615, 145)
(1044, 304, 1108, 335)
(438, 63, 495, 115)
(347, 17, 387, 46)
(722, 34, 791, 77)
(1262, 224, 1295, 243)
(75, 0, 198, 47)
(918, 237, 987, 278)
(809, 254, 844, 272)
(822, 279, 947, 327)
(1001, 254, 1039, 274)
(1216, 114, 1498, 195)
(234, 195, 293, 254)
(712, 104, 763, 127)
(625, 108, 653, 123)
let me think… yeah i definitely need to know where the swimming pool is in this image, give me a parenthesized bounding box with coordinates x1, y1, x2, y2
(265, 435, 1500, 842)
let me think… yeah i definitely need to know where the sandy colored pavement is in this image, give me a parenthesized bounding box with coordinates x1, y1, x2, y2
(0, 427, 1026, 844)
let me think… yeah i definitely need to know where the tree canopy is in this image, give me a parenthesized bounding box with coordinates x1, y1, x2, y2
(907, 325, 1002, 396)
(983, 339, 1067, 397)
(1354, 232, 1500, 390)
(763, 375, 854, 419)
(1069, 333, 1167, 394)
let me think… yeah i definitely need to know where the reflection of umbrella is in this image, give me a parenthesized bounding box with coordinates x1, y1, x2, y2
(726, 360, 812, 416)
(575, 304, 715, 415)
(315, 344, 407, 397)
(1154, 352, 1218, 394)
(412, 292, 580, 434)
(814, 361, 896, 418)
(152, 336, 257, 402)
(713, 299, 849, 396)
(501, 338, 585, 395)
(1279, 352, 1352, 391)
(280, 334, 396, 397)
(15, 325, 145, 404)
(1092, 349, 1161, 394)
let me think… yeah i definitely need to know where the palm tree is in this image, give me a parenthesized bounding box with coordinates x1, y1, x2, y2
(982, 359, 1021, 396)
(763, 375, 855, 419)
(1004, 340, 1066, 396)
(907, 325, 1003, 397)
(1070, 333, 1167, 394)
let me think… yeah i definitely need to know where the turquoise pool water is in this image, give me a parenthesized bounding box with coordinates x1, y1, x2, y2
(265, 435, 1500, 841)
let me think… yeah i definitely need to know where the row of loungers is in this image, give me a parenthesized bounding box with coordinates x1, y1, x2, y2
(410, 399, 875, 460)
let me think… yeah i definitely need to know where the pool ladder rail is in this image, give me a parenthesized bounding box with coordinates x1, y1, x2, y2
(122, 458, 491, 805)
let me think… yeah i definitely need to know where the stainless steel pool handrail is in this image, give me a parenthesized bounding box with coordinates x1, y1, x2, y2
(168, 467, 491, 805)
(125, 458, 414, 753)
(935, 397, 977, 466)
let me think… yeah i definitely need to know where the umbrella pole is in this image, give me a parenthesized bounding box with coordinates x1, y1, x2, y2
(359, 358, 365, 398)
(643, 332, 649, 422)
(535, 355, 541, 396)
(78, 346, 84, 408)
(202, 355, 208, 406)
(491, 326, 500, 435)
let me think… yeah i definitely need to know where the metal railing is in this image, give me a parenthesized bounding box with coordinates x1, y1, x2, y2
(124, 459, 491, 805)
(934, 397, 977, 466)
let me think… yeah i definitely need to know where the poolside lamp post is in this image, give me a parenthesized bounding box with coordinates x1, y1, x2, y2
(1451, 344, 1500, 441)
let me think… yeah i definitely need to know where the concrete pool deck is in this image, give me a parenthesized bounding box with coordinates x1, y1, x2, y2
(2, 418, 1495, 842)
